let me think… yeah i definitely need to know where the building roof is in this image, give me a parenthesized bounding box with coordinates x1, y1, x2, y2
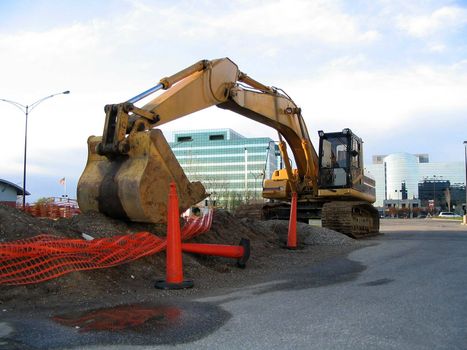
(0, 179, 30, 196)
(372, 153, 430, 164)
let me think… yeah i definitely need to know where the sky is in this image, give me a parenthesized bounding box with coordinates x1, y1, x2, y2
(0, 0, 466, 201)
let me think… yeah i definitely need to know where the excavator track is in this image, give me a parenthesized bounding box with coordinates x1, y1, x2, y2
(321, 201, 380, 239)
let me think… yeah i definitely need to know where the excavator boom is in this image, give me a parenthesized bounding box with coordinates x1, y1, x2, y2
(77, 57, 379, 237)
(78, 58, 318, 223)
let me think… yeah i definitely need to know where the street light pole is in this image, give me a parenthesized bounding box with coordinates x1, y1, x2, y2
(0, 91, 70, 209)
(464, 141, 467, 224)
(244, 148, 248, 202)
(23, 104, 29, 209)
(432, 175, 436, 215)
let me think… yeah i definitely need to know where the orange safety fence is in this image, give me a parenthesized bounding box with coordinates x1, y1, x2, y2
(22, 202, 81, 219)
(0, 209, 213, 286)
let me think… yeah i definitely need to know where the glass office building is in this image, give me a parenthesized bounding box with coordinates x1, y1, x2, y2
(384, 153, 420, 201)
(366, 152, 465, 209)
(169, 129, 280, 209)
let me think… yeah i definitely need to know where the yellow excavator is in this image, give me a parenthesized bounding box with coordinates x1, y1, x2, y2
(77, 58, 379, 238)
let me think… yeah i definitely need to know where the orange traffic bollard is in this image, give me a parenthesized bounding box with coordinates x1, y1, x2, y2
(155, 182, 194, 290)
(287, 191, 298, 249)
(181, 238, 250, 268)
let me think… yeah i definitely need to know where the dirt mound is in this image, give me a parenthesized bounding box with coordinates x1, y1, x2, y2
(0, 204, 62, 241)
(0, 204, 167, 241)
(0, 205, 355, 310)
(0, 205, 352, 246)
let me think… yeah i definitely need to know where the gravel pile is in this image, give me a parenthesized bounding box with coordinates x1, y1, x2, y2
(302, 224, 355, 245)
(240, 219, 355, 246)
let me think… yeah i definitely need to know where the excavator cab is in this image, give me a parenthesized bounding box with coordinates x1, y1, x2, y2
(317, 128, 375, 202)
(316, 129, 379, 238)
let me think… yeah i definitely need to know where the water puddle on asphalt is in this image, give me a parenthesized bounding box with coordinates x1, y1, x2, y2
(253, 257, 367, 295)
(52, 303, 182, 333)
(360, 278, 394, 287)
(1, 301, 230, 349)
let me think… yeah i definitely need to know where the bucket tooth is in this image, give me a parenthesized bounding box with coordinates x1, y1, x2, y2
(78, 129, 207, 223)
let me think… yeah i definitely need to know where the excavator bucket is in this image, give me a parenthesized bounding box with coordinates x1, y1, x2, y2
(77, 129, 207, 223)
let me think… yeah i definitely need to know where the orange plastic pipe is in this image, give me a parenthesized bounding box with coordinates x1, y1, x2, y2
(182, 243, 243, 258)
(182, 238, 250, 268)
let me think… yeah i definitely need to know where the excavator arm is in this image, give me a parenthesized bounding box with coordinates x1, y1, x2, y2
(78, 58, 318, 223)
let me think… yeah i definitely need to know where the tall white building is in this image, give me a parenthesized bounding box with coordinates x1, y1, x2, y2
(366, 153, 464, 207)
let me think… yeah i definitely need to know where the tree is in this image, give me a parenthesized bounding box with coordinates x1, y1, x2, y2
(35, 197, 53, 205)
(444, 187, 451, 212)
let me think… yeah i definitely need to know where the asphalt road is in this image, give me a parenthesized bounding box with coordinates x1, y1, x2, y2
(2, 219, 467, 349)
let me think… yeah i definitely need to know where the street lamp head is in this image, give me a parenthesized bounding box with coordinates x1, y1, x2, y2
(62, 91, 70, 95)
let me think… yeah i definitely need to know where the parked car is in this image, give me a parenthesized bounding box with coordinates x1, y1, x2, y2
(438, 212, 462, 218)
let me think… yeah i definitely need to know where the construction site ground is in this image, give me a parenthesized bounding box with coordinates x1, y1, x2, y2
(0, 203, 364, 312)
(2, 207, 467, 349)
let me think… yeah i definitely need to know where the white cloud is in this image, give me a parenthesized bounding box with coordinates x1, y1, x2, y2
(0, 0, 379, 160)
(397, 5, 467, 38)
(326, 54, 368, 69)
(1, 0, 467, 193)
(108, 0, 379, 46)
(205, 0, 379, 45)
(428, 43, 446, 52)
(281, 63, 467, 142)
